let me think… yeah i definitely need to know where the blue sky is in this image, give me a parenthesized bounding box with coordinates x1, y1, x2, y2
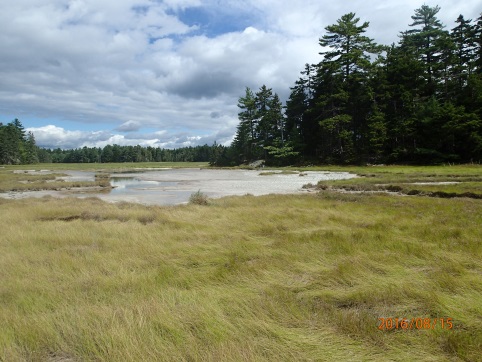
(175, 5, 260, 37)
(1, 0, 480, 149)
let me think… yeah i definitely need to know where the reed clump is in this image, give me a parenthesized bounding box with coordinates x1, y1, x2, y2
(189, 190, 209, 205)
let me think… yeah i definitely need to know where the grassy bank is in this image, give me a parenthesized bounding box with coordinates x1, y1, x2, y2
(0, 162, 208, 193)
(1, 189, 481, 361)
(0, 169, 110, 193)
(300, 164, 482, 199)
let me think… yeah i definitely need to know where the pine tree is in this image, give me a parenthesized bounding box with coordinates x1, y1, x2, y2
(452, 15, 476, 78)
(231, 120, 252, 164)
(0, 119, 28, 164)
(315, 13, 381, 163)
(402, 5, 448, 96)
(319, 12, 380, 80)
(284, 64, 318, 157)
(379, 44, 424, 159)
(25, 131, 39, 164)
(474, 13, 482, 73)
(233, 87, 257, 162)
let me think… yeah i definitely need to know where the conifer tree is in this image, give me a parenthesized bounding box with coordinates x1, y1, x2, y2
(319, 12, 379, 79)
(315, 13, 381, 163)
(402, 5, 447, 96)
(0, 119, 34, 164)
(233, 87, 257, 161)
(474, 13, 482, 73)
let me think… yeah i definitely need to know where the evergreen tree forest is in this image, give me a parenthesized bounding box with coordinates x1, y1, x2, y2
(0, 119, 38, 164)
(0, 119, 226, 165)
(227, 6, 482, 165)
(39, 143, 227, 164)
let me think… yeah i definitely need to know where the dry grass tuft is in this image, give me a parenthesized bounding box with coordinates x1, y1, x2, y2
(189, 190, 209, 205)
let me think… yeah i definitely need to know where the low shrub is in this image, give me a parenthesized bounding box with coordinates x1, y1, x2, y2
(189, 190, 209, 205)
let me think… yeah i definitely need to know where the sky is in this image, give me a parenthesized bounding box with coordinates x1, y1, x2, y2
(1, 0, 480, 150)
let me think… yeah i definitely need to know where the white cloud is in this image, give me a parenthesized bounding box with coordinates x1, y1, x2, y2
(116, 120, 142, 132)
(28, 125, 112, 149)
(3, 0, 481, 149)
(27, 124, 234, 149)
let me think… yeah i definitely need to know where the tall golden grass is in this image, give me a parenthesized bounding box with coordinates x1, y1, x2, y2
(1, 190, 481, 361)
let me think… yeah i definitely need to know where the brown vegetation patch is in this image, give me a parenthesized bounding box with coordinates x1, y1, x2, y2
(39, 211, 114, 222)
(38, 210, 157, 224)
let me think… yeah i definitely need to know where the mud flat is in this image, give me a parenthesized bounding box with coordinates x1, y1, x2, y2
(0, 168, 357, 205)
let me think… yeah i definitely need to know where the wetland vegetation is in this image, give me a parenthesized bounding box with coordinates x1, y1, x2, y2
(0, 163, 481, 361)
(2, 4, 482, 360)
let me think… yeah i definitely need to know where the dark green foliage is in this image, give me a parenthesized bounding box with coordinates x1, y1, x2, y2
(451, 15, 476, 85)
(231, 85, 287, 165)
(225, 5, 482, 165)
(38, 144, 229, 164)
(473, 13, 482, 73)
(319, 12, 381, 79)
(24, 132, 39, 164)
(0, 119, 38, 164)
(402, 5, 447, 94)
(232, 87, 258, 162)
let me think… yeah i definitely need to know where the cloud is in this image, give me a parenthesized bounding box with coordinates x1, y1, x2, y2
(28, 125, 112, 149)
(27, 124, 233, 149)
(3, 0, 482, 150)
(115, 120, 142, 132)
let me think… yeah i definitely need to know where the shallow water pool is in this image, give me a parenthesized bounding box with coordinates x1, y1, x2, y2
(1, 168, 357, 205)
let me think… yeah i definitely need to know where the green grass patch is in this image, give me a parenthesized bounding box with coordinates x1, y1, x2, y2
(0, 169, 111, 192)
(301, 164, 482, 198)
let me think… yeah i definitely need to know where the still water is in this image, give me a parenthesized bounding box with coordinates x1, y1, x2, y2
(97, 168, 357, 205)
(3, 168, 357, 206)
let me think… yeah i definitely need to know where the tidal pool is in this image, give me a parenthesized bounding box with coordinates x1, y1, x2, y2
(2, 168, 357, 205)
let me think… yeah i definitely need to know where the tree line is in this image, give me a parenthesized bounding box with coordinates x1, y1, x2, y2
(38, 143, 227, 163)
(223, 5, 482, 165)
(0, 119, 227, 164)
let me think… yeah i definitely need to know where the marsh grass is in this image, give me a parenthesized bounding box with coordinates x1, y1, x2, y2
(2, 162, 208, 172)
(307, 165, 482, 199)
(0, 169, 112, 192)
(1, 189, 481, 361)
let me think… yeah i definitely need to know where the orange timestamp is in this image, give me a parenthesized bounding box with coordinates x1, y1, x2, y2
(378, 317, 453, 331)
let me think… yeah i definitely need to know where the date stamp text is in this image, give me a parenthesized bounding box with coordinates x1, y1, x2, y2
(378, 317, 453, 331)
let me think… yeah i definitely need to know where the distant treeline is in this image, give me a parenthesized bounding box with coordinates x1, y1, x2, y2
(0, 119, 227, 164)
(37, 143, 228, 164)
(225, 5, 482, 165)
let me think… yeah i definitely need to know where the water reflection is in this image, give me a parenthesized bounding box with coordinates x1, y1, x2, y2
(107, 176, 193, 204)
(100, 169, 357, 205)
(110, 177, 178, 192)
